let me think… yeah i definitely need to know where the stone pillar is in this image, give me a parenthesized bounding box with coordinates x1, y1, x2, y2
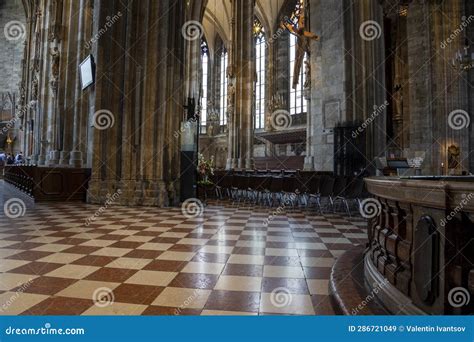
(227, 0, 255, 170)
(69, 0, 87, 167)
(87, 0, 184, 207)
(303, 84, 314, 170)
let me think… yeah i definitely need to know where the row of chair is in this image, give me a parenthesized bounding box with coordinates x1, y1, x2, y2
(210, 173, 369, 216)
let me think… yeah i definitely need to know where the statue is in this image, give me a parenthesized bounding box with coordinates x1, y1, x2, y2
(447, 145, 460, 170)
(50, 47, 60, 96)
(393, 77, 403, 121)
(282, 0, 319, 89)
(207, 101, 219, 137)
(226, 78, 236, 126)
(303, 59, 311, 90)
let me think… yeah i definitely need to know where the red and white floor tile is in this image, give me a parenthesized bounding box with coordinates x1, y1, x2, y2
(0, 182, 367, 315)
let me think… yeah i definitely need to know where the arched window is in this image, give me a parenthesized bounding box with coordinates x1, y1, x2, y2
(201, 40, 209, 134)
(219, 49, 228, 126)
(289, 34, 307, 115)
(254, 19, 265, 130)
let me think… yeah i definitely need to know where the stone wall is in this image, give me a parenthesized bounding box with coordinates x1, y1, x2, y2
(0, 0, 25, 94)
(308, 0, 349, 171)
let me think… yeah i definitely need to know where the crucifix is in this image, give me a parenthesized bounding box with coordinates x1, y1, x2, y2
(282, 0, 319, 89)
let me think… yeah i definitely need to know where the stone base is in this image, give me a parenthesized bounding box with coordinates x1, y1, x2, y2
(329, 246, 388, 315)
(304, 156, 314, 171)
(47, 150, 60, 166)
(69, 150, 83, 167)
(59, 151, 70, 165)
(87, 178, 169, 207)
(37, 154, 46, 165)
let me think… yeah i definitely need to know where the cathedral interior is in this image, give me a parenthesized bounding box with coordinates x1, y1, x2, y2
(0, 0, 472, 316)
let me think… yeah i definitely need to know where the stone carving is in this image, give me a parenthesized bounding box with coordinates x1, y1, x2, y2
(226, 76, 236, 127)
(207, 101, 219, 137)
(393, 77, 403, 121)
(32, 75, 39, 101)
(303, 59, 311, 90)
(50, 47, 60, 96)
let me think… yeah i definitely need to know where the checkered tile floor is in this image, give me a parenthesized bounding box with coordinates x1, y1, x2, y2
(0, 181, 367, 315)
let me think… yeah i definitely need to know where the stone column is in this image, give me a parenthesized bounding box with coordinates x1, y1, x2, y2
(88, 0, 184, 207)
(227, 0, 255, 169)
(303, 83, 314, 170)
(69, 0, 87, 167)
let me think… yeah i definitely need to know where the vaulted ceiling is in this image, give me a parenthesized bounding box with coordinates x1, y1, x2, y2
(202, 0, 286, 52)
